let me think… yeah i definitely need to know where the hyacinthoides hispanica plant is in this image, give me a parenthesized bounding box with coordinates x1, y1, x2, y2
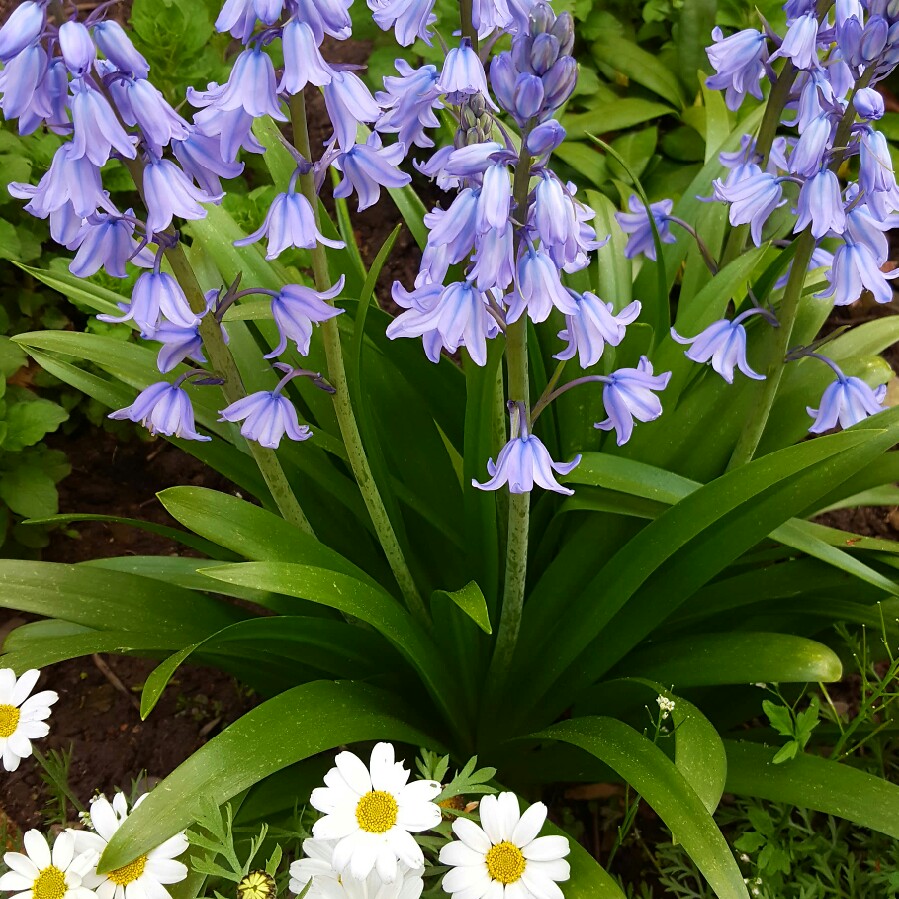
(5, 0, 899, 894)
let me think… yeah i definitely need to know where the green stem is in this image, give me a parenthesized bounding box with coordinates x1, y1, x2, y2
(288, 92, 427, 622)
(119, 161, 314, 534)
(458, 0, 478, 49)
(487, 145, 533, 686)
(32, 748, 85, 816)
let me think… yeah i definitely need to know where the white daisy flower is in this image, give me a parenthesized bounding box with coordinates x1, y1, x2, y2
(310, 742, 441, 883)
(0, 830, 96, 899)
(439, 793, 571, 899)
(288, 838, 424, 899)
(0, 668, 59, 772)
(70, 793, 189, 899)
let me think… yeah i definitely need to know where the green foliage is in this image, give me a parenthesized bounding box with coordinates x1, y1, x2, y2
(762, 693, 822, 765)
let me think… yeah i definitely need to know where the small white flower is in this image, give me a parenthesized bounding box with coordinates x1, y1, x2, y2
(656, 695, 676, 719)
(310, 742, 441, 883)
(288, 838, 423, 899)
(439, 792, 571, 899)
(71, 793, 189, 899)
(0, 831, 96, 899)
(0, 668, 59, 772)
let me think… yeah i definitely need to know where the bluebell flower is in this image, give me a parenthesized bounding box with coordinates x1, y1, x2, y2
(532, 176, 604, 271)
(143, 157, 222, 236)
(0, 2, 43, 63)
(153, 321, 207, 373)
(795, 168, 846, 238)
(388, 280, 445, 362)
(490, 52, 517, 112)
(279, 21, 332, 94)
(268, 278, 345, 357)
(442, 141, 504, 176)
(858, 127, 899, 219)
(333, 137, 411, 211)
(369, 0, 437, 46)
(818, 237, 899, 305)
(595, 357, 671, 446)
(795, 69, 834, 131)
(705, 27, 769, 110)
(190, 48, 286, 121)
(18, 57, 67, 136)
(292, 0, 353, 43)
(807, 366, 887, 433)
(49, 203, 84, 247)
(58, 21, 95, 75)
(172, 129, 244, 197)
(235, 189, 344, 258)
(788, 112, 833, 177)
(541, 56, 577, 111)
(0, 44, 47, 121)
(714, 164, 785, 246)
(215, 0, 285, 40)
(555, 295, 641, 368)
(469, 224, 515, 290)
(507, 246, 579, 323)
(672, 309, 767, 384)
(526, 119, 566, 156)
(476, 163, 511, 232)
(375, 61, 442, 150)
(193, 105, 264, 164)
(511, 73, 545, 122)
(386, 279, 493, 365)
(100, 270, 200, 332)
(845, 195, 890, 263)
(69, 79, 137, 166)
(436, 39, 496, 107)
(770, 13, 821, 70)
(123, 77, 191, 149)
(92, 20, 150, 78)
(853, 86, 884, 120)
(9, 142, 104, 219)
(423, 188, 479, 262)
(473, 423, 581, 495)
(471, 0, 515, 37)
(615, 195, 677, 261)
(414, 144, 460, 191)
(110, 381, 210, 441)
(323, 69, 382, 150)
(68, 210, 153, 279)
(416, 240, 452, 287)
(220, 391, 312, 449)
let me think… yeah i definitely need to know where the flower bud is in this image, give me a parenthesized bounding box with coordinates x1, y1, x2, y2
(490, 52, 517, 111)
(526, 119, 566, 155)
(92, 20, 150, 78)
(838, 16, 864, 65)
(511, 33, 532, 73)
(530, 33, 560, 75)
(551, 11, 575, 56)
(513, 73, 545, 120)
(854, 86, 885, 119)
(529, 1, 554, 37)
(59, 21, 96, 75)
(0, 1, 43, 62)
(861, 15, 889, 61)
(542, 56, 578, 110)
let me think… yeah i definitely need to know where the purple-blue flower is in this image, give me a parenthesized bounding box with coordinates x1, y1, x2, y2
(220, 391, 312, 449)
(469, 224, 514, 290)
(854, 86, 885, 120)
(235, 189, 344, 258)
(99, 270, 200, 332)
(190, 48, 286, 121)
(92, 20, 149, 78)
(122, 77, 191, 149)
(193, 105, 265, 163)
(788, 112, 833, 177)
(473, 426, 581, 495)
(333, 137, 411, 211)
(279, 20, 332, 94)
(110, 381, 209, 441)
(0, 2, 43, 63)
(807, 365, 887, 433)
(705, 27, 769, 110)
(267, 278, 345, 358)
(527, 119, 566, 156)
(770, 13, 821, 70)
(0, 44, 47, 121)
(69, 79, 137, 166)
(143, 157, 222, 236)
(58, 21, 95, 75)
(423, 188, 479, 262)
(369, 0, 437, 46)
(323, 69, 381, 151)
(507, 246, 579, 323)
(616, 196, 676, 261)
(9, 142, 104, 219)
(858, 127, 899, 219)
(215, 0, 285, 40)
(672, 309, 767, 384)
(376, 61, 442, 150)
(68, 209, 153, 279)
(818, 238, 899, 305)
(437, 38, 495, 107)
(476, 163, 511, 232)
(714, 164, 785, 246)
(555, 295, 641, 368)
(532, 174, 602, 269)
(172, 129, 245, 197)
(292, 0, 353, 43)
(795, 168, 846, 238)
(153, 321, 206, 373)
(595, 357, 671, 446)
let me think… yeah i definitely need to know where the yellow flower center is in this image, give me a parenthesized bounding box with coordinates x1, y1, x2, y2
(355, 790, 398, 833)
(485, 842, 526, 885)
(33, 866, 67, 899)
(0, 704, 20, 738)
(107, 855, 148, 886)
(237, 871, 276, 899)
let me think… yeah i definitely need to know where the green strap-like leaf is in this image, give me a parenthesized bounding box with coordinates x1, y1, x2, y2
(98, 680, 444, 871)
(725, 740, 899, 838)
(432, 581, 492, 635)
(536, 717, 748, 899)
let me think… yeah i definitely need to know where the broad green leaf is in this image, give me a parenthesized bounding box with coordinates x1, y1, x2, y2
(564, 99, 674, 140)
(539, 718, 748, 899)
(2, 396, 68, 451)
(725, 740, 899, 838)
(700, 78, 732, 162)
(99, 681, 442, 871)
(0, 462, 59, 518)
(16, 262, 131, 320)
(590, 35, 686, 108)
(619, 633, 843, 686)
(432, 581, 492, 635)
(677, 0, 717, 91)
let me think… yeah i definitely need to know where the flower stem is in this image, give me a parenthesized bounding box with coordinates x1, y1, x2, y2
(119, 159, 314, 534)
(488, 145, 533, 688)
(287, 92, 428, 623)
